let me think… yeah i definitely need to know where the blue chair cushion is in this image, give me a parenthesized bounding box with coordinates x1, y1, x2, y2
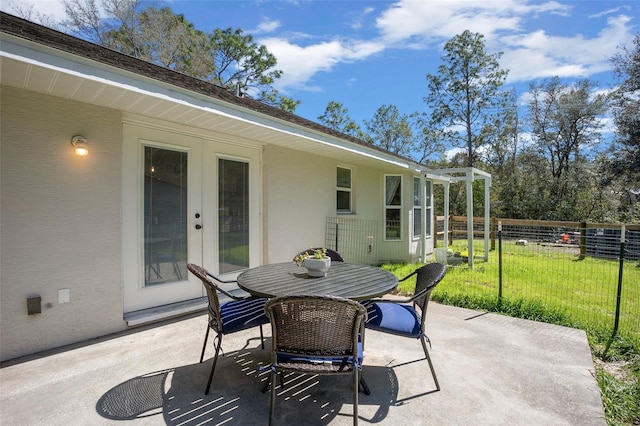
(276, 341, 364, 366)
(220, 298, 269, 334)
(365, 302, 421, 338)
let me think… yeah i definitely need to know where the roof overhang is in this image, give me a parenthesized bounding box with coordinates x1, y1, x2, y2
(1, 27, 424, 173)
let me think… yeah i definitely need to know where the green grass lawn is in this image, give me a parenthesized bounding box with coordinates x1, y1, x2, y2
(384, 240, 639, 339)
(380, 241, 640, 425)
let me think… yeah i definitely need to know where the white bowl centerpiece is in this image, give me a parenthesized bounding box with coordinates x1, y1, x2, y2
(294, 248, 331, 277)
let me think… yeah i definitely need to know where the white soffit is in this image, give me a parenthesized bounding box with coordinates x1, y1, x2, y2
(1, 33, 418, 171)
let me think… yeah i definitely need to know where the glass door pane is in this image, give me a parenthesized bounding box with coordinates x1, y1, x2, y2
(144, 146, 188, 286)
(218, 158, 249, 273)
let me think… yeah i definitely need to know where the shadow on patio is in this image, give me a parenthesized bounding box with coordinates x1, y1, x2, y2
(1, 302, 605, 425)
(96, 342, 406, 425)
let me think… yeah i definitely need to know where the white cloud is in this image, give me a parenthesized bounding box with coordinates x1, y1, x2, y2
(260, 36, 385, 91)
(264, 0, 635, 94)
(255, 19, 281, 34)
(445, 146, 465, 160)
(1, 0, 66, 21)
(374, 0, 569, 46)
(500, 14, 634, 82)
(9, 0, 637, 98)
(261, 0, 576, 92)
(588, 5, 631, 19)
(349, 6, 375, 30)
(599, 116, 616, 136)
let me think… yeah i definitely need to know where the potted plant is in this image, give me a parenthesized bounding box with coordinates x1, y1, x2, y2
(294, 248, 331, 277)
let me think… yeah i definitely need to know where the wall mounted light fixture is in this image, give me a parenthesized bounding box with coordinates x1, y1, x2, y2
(71, 135, 88, 156)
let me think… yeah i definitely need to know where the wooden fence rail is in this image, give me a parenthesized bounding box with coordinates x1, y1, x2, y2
(435, 215, 640, 259)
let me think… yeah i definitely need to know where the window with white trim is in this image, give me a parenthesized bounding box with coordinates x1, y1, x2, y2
(385, 175, 402, 240)
(337, 167, 352, 213)
(413, 177, 421, 239)
(425, 180, 432, 237)
(413, 177, 432, 239)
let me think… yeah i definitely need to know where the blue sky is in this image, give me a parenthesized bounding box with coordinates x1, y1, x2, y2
(5, 0, 639, 140)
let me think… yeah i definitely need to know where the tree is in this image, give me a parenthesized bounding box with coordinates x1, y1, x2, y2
(208, 27, 284, 103)
(480, 90, 524, 218)
(62, 0, 139, 45)
(4, 0, 59, 28)
(600, 33, 640, 222)
(59, 0, 299, 111)
(103, 6, 212, 76)
(424, 30, 509, 167)
(412, 120, 447, 165)
(261, 89, 301, 113)
(608, 33, 640, 208)
(363, 105, 415, 158)
(526, 77, 608, 220)
(317, 101, 365, 138)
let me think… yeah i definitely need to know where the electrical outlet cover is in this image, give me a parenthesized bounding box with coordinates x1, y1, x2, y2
(59, 288, 70, 304)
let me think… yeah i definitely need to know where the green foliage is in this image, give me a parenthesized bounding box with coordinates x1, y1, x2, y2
(606, 33, 640, 222)
(424, 30, 510, 167)
(595, 364, 640, 425)
(209, 28, 279, 90)
(610, 33, 640, 181)
(317, 101, 366, 139)
(381, 247, 640, 425)
(60, 0, 299, 112)
(293, 247, 328, 266)
(262, 89, 301, 113)
(363, 105, 416, 158)
(526, 77, 609, 220)
(381, 253, 640, 425)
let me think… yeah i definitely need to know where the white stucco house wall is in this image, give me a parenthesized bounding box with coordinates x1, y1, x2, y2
(1, 13, 447, 361)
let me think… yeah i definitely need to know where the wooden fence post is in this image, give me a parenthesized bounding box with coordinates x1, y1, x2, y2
(491, 217, 496, 251)
(579, 221, 587, 260)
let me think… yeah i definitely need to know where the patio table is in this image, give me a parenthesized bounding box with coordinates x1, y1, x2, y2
(238, 261, 396, 396)
(237, 262, 398, 301)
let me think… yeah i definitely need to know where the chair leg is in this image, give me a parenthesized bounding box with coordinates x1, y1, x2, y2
(353, 369, 359, 426)
(200, 326, 211, 363)
(261, 370, 284, 394)
(261, 376, 270, 393)
(269, 369, 277, 426)
(420, 335, 440, 391)
(205, 334, 222, 394)
(173, 261, 183, 280)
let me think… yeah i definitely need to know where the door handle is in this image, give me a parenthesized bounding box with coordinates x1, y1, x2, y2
(195, 224, 202, 230)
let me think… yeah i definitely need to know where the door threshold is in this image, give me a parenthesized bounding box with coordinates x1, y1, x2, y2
(124, 297, 208, 326)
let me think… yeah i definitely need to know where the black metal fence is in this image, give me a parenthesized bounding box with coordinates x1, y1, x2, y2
(435, 217, 640, 341)
(325, 217, 378, 265)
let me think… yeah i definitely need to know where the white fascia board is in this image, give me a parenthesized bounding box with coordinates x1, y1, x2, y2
(424, 172, 451, 183)
(432, 167, 492, 179)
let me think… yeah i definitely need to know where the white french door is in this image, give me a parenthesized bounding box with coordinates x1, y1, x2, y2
(123, 123, 261, 313)
(200, 140, 262, 286)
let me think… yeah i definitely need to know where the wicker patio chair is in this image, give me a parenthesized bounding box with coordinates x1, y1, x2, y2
(264, 295, 367, 426)
(187, 263, 269, 394)
(363, 262, 446, 391)
(293, 247, 345, 262)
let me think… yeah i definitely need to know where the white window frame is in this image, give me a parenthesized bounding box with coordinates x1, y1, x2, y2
(412, 177, 433, 240)
(413, 177, 422, 240)
(384, 174, 402, 240)
(337, 166, 353, 214)
(425, 180, 432, 238)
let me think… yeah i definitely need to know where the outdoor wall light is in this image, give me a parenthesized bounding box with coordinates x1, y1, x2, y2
(71, 135, 88, 156)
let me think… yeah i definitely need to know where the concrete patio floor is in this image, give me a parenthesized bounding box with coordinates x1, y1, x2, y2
(0, 301, 605, 425)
